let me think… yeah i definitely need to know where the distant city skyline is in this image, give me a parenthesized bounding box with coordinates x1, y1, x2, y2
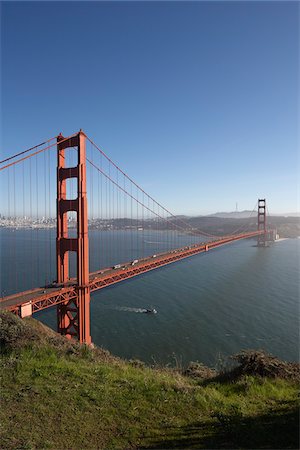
(2, 1, 299, 215)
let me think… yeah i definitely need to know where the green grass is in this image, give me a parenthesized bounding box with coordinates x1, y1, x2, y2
(0, 312, 299, 449)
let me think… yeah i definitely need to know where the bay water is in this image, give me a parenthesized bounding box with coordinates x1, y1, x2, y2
(1, 228, 299, 367)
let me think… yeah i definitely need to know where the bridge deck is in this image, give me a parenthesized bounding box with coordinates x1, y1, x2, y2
(0, 230, 264, 315)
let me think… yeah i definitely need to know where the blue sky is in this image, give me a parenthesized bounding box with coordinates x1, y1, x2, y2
(1, 1, 299, 215)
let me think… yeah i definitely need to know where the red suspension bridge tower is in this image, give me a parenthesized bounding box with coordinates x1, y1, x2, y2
(56, 131, 91, 344)
(257, 198, 267, 247)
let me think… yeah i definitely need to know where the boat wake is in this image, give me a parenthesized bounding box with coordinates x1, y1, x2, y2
(115, 306, 157, 314)
(115, 306, 149, 313)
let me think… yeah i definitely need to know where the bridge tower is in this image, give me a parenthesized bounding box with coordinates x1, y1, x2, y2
(56, 131, 91, 344)
(257, 198, 267, 247)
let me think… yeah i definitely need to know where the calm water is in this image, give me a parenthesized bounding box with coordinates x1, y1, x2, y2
(1, 229, 299, 367)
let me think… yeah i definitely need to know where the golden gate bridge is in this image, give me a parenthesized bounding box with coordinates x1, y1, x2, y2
(0, 131, 273, 344)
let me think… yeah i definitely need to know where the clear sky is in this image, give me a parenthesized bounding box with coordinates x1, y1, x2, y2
(1, 1, 299, 215)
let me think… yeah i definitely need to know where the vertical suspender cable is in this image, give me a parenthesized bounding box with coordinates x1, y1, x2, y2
(123, 173, 126, 263)
(29, 158, 33, 289)
(142, 191, 144, 259)
(131, 180, 133, 260)
(7, 168, 11, 292)
(108, 162, 111, 266)
(22, 160, 25, 289)
(97, 148, 100, 269)
(44, 150, 47, 285)
(100, 148, 103, 268)
(136, 185, 138, 258)
(13, 164, 17, 292)
(48, 147, 52, 283)
(105, 165, 108, 266)
(36, 155, 40, 286)
(91, 142, 94, 237)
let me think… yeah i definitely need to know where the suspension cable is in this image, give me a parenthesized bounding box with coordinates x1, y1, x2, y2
(86, 135, 219, 238)
(0, 133, 78, 171)
(87, 158, 256, 240)
(0, 136, 56, 164)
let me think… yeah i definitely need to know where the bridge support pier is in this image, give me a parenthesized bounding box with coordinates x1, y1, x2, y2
(20, 301, 32, 318)
(56, 131, 91, 344)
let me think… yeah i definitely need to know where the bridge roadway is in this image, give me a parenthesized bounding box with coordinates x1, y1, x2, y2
(0, 230, 264, 316)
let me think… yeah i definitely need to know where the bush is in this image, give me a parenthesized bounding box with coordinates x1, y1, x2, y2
(184, 362, 216, 379)
(231, 350, 300, 381)
(0, 311, 27, 351)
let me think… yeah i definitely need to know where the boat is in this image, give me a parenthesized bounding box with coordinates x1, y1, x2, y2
(144, 308, 157, 314)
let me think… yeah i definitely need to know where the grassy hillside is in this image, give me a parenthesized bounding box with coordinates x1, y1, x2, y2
(0, 312, 299, 449)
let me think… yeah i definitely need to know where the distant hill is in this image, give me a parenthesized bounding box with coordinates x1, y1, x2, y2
(183, 214, 299, 238)
(96, 214, 299, 238)
(203, 211, 300, 219)
(271, 213, 300, 218)
(206, 210, 254, 219)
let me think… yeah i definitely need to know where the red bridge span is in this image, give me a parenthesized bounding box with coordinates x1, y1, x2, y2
(0, 131, 273, 344)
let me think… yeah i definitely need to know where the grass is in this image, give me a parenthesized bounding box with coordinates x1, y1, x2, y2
(0, 312, 299, 449)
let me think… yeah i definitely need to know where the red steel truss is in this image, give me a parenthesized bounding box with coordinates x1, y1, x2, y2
(1, 229, 265, 320)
